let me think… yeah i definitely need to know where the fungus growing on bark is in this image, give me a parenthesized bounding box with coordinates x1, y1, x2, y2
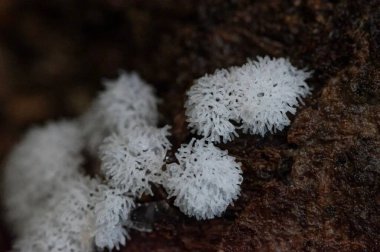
(185, 56, 312, 142)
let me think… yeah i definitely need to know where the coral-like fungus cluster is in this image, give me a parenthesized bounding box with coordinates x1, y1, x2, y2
(186, 56, 311, 142)
(3, 57, 311, 251)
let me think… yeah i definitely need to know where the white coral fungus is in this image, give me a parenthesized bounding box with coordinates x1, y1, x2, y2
(238, 57, 312, 136)
(185, 68, 243, 143)
(82, 71, 159, 153)
(14, 177, 98, 252)
(3, 70, 173, 251)
(3, 121, 99, 252)
(99, 125, 171, 197)
(164, 138, 243, 220)
(94, 187, 135, 250)
(3, 121, 85, 233)
(185, 56, 311, 142)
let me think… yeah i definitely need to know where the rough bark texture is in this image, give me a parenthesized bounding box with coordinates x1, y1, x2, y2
(0, 0, 379, 251)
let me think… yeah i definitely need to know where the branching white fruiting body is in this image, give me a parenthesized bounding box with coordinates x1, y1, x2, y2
(82, 72, 159, 154)
(99, 125, 171, 197)
(164, 138, 243, 220)
(185, 56, 311, 142)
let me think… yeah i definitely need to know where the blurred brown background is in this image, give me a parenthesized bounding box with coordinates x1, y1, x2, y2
(0, 0, 379, 251)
